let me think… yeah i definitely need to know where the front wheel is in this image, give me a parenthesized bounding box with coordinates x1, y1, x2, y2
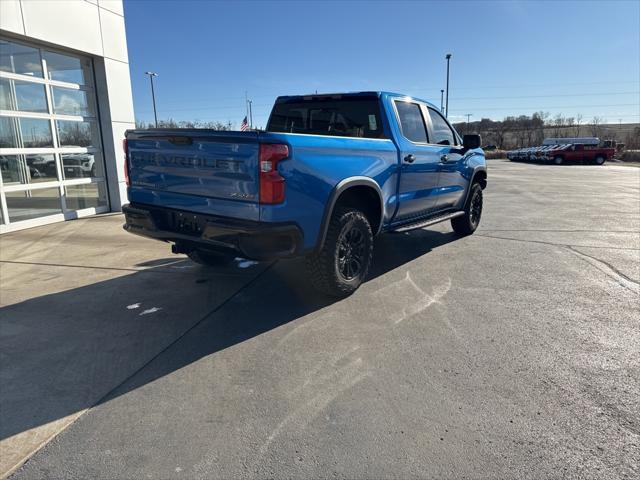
(306, 207, 373, 297)
(452, 183, 483, 236)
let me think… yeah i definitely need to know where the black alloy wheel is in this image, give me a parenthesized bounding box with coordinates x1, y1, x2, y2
(337, 224, 366, 280)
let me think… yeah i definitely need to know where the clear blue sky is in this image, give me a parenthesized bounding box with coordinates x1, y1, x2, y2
(125, 0, 639, 128)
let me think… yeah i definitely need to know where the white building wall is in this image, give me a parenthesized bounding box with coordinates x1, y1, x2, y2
(0, 0, 134, 211)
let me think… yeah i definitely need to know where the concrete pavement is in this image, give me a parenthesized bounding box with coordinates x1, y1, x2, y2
(2, 159, 639, 479)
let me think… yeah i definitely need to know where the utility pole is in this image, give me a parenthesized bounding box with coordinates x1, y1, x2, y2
(440, 89, 444, 113)
(145, 71, 158, 127)
(248, 100, 253, 129)
(466, 113, 473, 130)
(445, 53, 452, 118)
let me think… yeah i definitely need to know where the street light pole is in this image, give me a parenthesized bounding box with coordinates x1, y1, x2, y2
(440, 89, 444, 113)
(445, 53, 452, 118)
(145, 71, 158, 128)
(248, 100, 253, 129)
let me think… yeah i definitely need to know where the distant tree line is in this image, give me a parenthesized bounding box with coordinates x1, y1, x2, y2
(135, 119, 235, 130)
(453, 113, 640, 150)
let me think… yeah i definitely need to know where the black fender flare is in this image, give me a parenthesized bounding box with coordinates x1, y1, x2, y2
(461, 166, 487, 207)
(315, 176, 384, 252)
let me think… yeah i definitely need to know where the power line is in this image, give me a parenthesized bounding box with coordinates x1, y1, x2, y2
(139, 81, 640, 108)
(449, 103, 639, 112)
(452, 91, 639, 101)
(137, 96, 640, 114)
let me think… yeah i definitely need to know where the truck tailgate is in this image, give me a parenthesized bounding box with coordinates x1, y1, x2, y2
(126, 129, 261, 220)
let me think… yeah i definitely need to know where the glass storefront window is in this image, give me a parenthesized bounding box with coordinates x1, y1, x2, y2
(5, 188, 62, 222)
(0, 117, 54, 148)
(0, 39, 43, 77)
(1, 78, 49, 113)
(57, 120, 99, 148)
(51, 86, 94, 116)
(21, 118, 54, 148)
(0, 37, 108, 229)
(65, 183, 108, 210)
(0, 154, 58, 184)
(61, 152, 103, 179)
(42, 51, 92, 85)
(0, 116, 16, 147)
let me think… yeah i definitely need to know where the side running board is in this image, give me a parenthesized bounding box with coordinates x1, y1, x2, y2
(392, 211, 465, 233)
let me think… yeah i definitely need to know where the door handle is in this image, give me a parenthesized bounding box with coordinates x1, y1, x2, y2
(440, 154, 449, 163)
(404, 154, 416, 163)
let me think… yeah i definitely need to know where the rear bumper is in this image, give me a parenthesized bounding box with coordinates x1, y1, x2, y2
(123, 203, 303, 260)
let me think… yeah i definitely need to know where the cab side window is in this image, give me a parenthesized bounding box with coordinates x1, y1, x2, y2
(395, 101, 428, 143)
(427, 107, 456, 146)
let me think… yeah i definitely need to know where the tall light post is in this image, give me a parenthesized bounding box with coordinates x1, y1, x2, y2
(440, 89, 444, 113)
(248, 100, 253, 129)
(445, 53, 452, 118)
(145, 71, 158, 128)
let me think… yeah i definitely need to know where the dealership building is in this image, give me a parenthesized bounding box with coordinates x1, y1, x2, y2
(0, 0, 134, 233)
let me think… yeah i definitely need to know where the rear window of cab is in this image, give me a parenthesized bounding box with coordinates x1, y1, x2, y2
(268, 96, 386, 139)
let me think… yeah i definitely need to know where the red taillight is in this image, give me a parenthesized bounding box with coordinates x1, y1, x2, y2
(123, 138, 130, 187)
(259, 143, 289, 204)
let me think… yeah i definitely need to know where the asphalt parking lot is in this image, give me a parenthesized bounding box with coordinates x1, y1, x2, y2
(1, 159, 638, 479)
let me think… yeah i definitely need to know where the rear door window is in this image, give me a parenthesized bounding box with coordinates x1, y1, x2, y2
(427, 107, 457, 146)
(394, 101, 428, 143)
(267, 96, 386, 139)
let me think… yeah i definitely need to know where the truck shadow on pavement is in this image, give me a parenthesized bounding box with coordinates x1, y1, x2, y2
(0, 228, 458, 447)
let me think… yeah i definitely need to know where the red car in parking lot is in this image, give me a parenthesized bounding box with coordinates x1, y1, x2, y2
(542, 138, 615, 165)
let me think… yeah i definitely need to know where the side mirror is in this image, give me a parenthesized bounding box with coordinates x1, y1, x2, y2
(463, 134, 481, 150)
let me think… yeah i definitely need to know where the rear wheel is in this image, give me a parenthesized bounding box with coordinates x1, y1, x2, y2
(554, 156, 564, 165)
(306, 207, 373, 297)
(188, 249, 235, 267)
(452, 183, 483, 236)
(594, 155, 605, 165)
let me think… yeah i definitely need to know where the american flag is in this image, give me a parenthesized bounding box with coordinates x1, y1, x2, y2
(240, 116, 249, 131)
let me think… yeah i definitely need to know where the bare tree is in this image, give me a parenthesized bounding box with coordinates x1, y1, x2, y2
(551, 114, 566, 138)
(590, 116, 604, 137)
(573, 114, 583, 137)
(625, 126, 640, 149)
(134, 119, 234, 130)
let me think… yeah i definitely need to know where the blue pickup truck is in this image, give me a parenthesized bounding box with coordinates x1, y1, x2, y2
(123, 92, 487, 296)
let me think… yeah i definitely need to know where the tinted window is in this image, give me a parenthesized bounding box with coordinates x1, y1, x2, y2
(0, 78, 48, 113)
(428, 108, 456, 145)
(0, 39, 43, 77)
(395, 101, 428, 143)
(268, 97, 386, 138)
(0, 117, 53, 148)
(42, 51, 92, 85)
(52, 86, 94, 116)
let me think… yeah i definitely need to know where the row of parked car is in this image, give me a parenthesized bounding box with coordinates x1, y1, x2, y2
(507, 138, 615, 165)
(508, 144, 573, 163)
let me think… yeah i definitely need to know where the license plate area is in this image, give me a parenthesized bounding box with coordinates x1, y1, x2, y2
(170, 211, 205, 236)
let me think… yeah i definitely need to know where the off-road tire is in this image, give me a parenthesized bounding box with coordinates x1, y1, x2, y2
(451, 183, 483, 236)
(188, 249, 235, 267)
(306, 207, 373, 297)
